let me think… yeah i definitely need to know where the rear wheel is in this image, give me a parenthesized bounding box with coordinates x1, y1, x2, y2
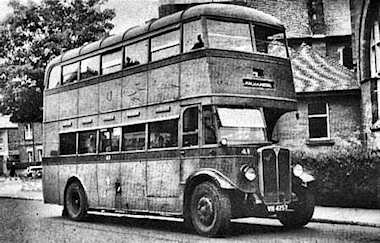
(189, 182, 231, 237)
(278, 188, 315, 228)
(64, 181, 88, 221)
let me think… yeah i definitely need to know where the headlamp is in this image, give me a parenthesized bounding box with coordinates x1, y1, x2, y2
(240, 164, 257, 181)
(293, 164, 304, 177)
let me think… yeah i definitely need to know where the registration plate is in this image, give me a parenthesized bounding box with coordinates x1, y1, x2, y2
(267, 204, 288, 212)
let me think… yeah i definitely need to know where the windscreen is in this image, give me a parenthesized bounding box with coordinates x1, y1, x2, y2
(217, 107, 267, 144)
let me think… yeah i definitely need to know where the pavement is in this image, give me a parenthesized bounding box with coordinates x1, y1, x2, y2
(0, 176, 379, 228)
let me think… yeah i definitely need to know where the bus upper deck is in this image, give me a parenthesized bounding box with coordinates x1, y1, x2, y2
(44, 3, 296, 124)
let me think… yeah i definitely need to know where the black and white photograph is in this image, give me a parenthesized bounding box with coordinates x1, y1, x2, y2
(0, 0, 379, 242)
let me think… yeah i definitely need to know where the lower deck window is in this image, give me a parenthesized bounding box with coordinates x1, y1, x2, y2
(149, 119, 178, 149)
(60, 133, 76, 155)
(122, 124, 146, 151)
(78, 130, 97, 154)
(99, 128, 121, 152)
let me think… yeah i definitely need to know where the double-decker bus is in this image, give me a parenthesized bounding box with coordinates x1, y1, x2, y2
(42, 3, 315, 237)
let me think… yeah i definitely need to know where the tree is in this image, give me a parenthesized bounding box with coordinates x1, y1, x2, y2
(0, 0, 115, 122)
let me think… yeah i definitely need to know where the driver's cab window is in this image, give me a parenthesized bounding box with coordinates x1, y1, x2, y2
(182, 106, 198, 147)
(202, 106, 217, 145)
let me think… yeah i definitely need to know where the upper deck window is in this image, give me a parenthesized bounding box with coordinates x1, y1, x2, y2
(48, 66, 61, 89)
(124, 40, 148, 68)
(101, 49, 122, 75)
(254, 26, 288, 58)
(62, 62, 78, 84)
(80, 55, 100, 80)
(151, 29, 180, 62)
(183, 20, 204, 52)
(207, 19, 253, 53)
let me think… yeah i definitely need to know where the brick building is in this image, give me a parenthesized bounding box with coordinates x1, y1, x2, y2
(0, 116, 42, 175)
(274, 44, 360, 153)
(0, 115, 18, 175)
(350, 0, 380, 202)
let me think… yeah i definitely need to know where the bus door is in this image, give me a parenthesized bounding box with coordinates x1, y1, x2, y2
(146, 117, 181, 213)
(180, 105, 201, 188)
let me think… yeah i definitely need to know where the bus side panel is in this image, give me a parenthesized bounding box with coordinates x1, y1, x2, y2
(146, 159, 181, 213)
(44, 94, 59, 122)
(121, 72, 148, 109)
(180, 58, 211, 98)
(97, 162, 120, 209)
(59, 164, 77, 205)
(180, 158, 200, 184)
(148, 64, 180, 104)
(77, 163, 99, 208)
(78, 84, 99, 116)
(42, 165, 59, 204)
(120, 161, 147, 211)
(99, 79, 121, 113)
(43, 122, 59, 158)
(59, 89, 78, 119)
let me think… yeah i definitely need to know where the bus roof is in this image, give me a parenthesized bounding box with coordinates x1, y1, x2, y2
(48, 3, 284, 66)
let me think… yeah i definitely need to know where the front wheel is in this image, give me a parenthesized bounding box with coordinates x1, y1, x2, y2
(64, 181, 88, 221)
(189, 182, 231, 237)
(278, 188, 315, 228)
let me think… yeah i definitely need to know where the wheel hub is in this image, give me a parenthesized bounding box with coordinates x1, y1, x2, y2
(197, 196, 214, 226)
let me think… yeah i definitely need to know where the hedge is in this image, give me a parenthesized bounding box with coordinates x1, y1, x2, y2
(292, 146, 379, 209)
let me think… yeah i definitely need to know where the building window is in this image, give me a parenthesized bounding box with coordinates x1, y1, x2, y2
(371, 20, 380, 77)
(370, 6, 380, 126)
(27, 151, 33, 162)
(24, 123, 33, 140)
(308, 103, 329, 139)
(37, 149, 43, 162)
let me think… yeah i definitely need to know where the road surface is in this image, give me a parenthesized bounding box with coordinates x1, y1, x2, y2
(0, 198, 379, 242)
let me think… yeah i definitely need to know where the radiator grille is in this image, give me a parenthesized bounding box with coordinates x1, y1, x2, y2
(260, 147, 291, 203)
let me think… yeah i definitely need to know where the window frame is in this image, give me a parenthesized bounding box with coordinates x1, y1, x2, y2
(80, 55, 100, 80)
(62, 62, 79, 85)
(150, 28, 181, 62)
(206, 17, 254, 54)
(101, 48, 123, 75)
(24, 123, 33, 140)
(307, 103, 330, 140)
(182, 105, 200, 148)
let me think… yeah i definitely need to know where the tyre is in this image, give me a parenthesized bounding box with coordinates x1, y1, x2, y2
(64, 181, 88, 221)
(278, 187, 315, 228)
(189, 182, 231, 237)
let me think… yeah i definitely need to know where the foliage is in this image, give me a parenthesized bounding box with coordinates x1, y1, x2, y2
(292, 146, 379, 208)
(0, 0, 115, 122)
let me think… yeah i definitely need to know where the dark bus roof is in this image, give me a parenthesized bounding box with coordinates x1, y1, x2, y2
(48, 3, 284, 67)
